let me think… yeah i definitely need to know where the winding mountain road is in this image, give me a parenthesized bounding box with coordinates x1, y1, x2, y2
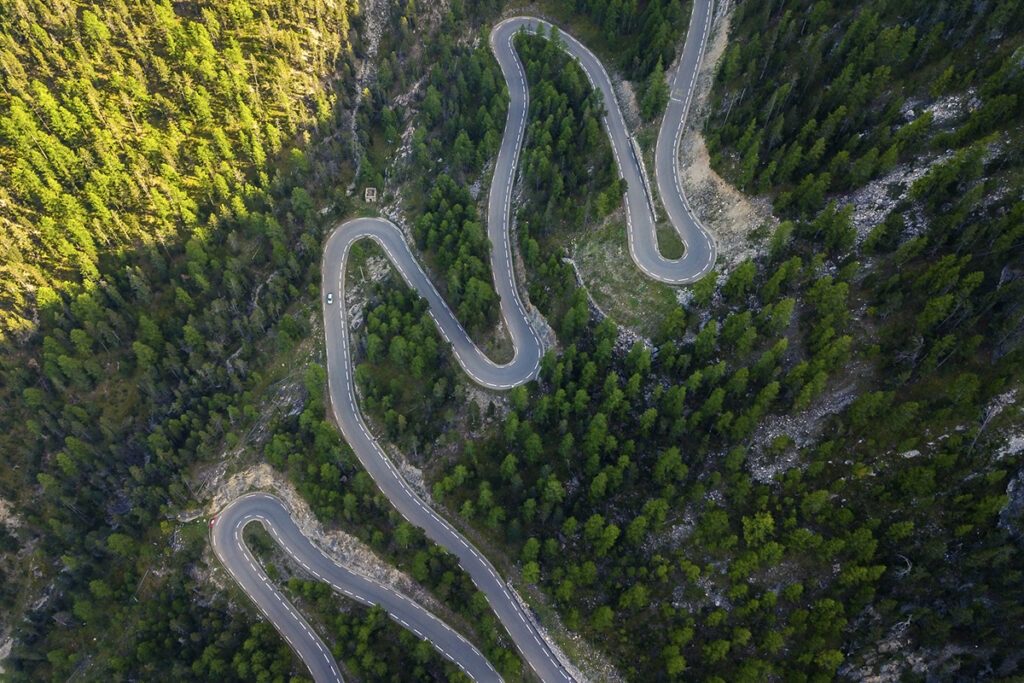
(212, 2, 717, 681)
(656, 0, 717, 281)
(211, 493, 500, 682)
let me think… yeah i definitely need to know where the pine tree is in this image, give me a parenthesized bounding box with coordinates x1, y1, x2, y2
(639, 57, 670, 121)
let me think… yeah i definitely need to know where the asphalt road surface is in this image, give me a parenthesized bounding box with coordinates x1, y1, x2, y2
(214, 2, 716, 681)
(655, 0, 717, 283)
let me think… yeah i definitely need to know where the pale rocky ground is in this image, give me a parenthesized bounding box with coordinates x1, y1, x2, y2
(346, 0, 389, 185)
(747, 379, 860, 484)
(846, 154, 952, 242)
(343, 252, 390, 332)
(0, 496, 22, 532)
(844, 92, 977, 242)
(0, 498, 23, 673)
(999, 432, 1024, 462)
(994, 395, 1024, 540)
(675, 4, 777, 267)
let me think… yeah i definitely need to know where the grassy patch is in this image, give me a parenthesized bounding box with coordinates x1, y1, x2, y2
(656, 222, 686, 260)
(571, 220, 681, 336)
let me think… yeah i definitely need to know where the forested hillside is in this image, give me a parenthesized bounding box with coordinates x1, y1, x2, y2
(571, 0, 688, 80)
(0, 0, 356, 340)
(3, 0, 1023, 680)
(0, 0, 365, 677)
(1, 0, 537, 677)
(404, 2, 1024, 681)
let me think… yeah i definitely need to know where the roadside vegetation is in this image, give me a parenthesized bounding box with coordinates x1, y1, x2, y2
(356, 1, 508, 345)
(266, 347, 528, 678)
(242, 523, 472, 682)
(531, 0, 687, 122)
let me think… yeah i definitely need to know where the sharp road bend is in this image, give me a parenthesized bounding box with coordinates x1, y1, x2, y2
(210, 494, 501, 682)
(211, 2, 717, 681)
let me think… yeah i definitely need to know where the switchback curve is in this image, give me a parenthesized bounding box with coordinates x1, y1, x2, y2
(211, 493, 500, 682)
